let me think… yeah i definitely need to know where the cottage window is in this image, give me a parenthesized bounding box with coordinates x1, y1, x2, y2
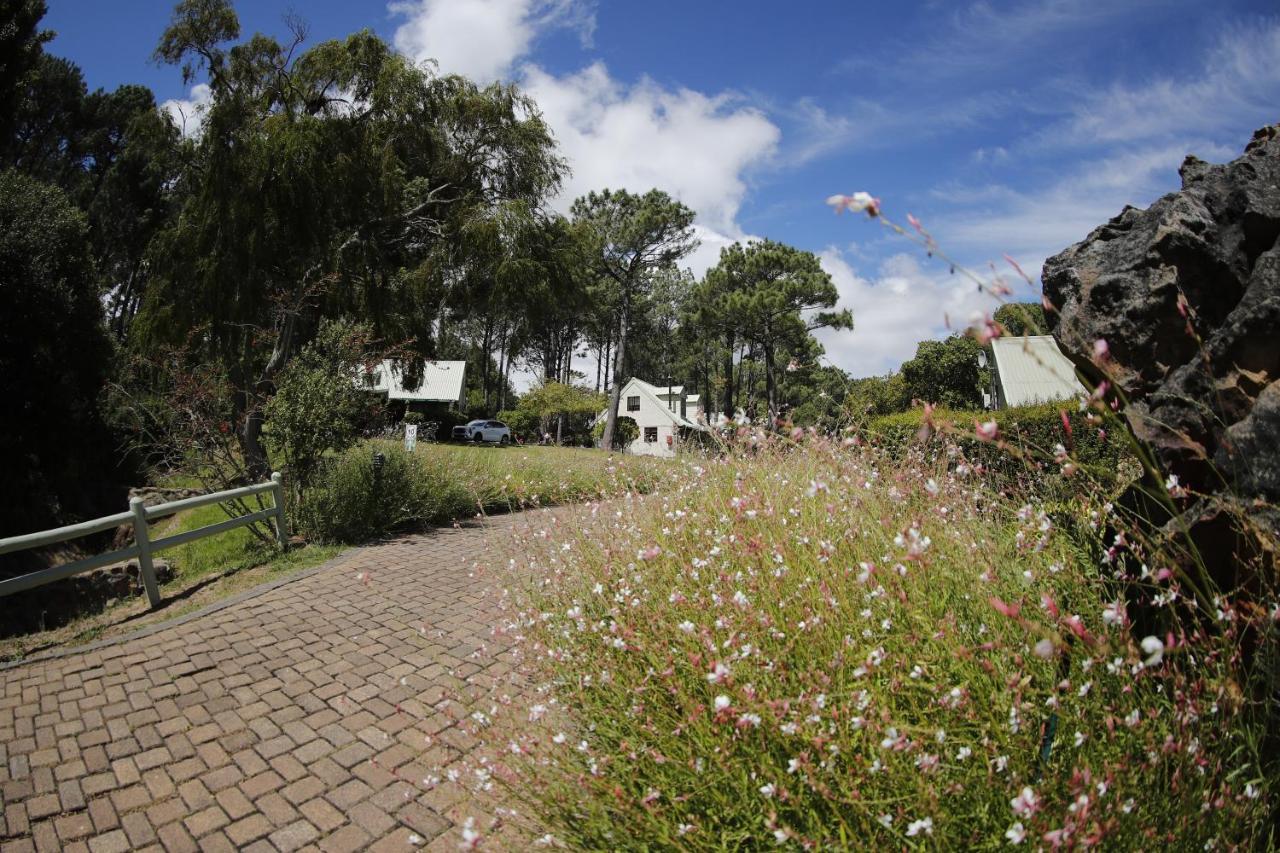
(627, 396, 640, 412)
(644, 427, 658, 442)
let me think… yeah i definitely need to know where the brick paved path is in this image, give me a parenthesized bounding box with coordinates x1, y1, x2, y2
(0, 514, 538, 853)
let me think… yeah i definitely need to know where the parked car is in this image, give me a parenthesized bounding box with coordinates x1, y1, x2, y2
(452, 419, 512, 445)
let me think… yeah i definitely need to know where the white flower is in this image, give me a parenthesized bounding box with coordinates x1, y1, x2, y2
(1141, 635, 1165, 666)
(714, 695, 731, 711)
(759, 783, 776, 798)
(1074, 731, 1086, 747)
(678, 620, 696, 634)
(877, 814, 893, 828)
(1010, 786, 1039, 818)
(1033, 638, 1055, 659)
(1102, 601, 1125, 627)
(905, 817, 933, 837)
(706, 662, 731, 684)
(1005, 822, 1027, 844)
(955, 746, 972, 760)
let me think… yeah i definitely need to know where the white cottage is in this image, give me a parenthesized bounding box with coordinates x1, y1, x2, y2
(606, 378, 707, 458)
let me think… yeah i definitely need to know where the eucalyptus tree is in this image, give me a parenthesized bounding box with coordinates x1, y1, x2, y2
(136, 0, 562, 476)
(571, 188, 697, 449)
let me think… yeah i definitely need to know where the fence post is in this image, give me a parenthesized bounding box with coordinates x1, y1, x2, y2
(130, 497, 162, 608)
(271, 472, 289, 551)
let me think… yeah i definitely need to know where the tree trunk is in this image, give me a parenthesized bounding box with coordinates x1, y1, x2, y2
(722, 330, 735, 421)
(763, 340, 777, 425)
(240, 311, 297, 480)
(601, 302, 630, 450)
(481, 318, 493, 412)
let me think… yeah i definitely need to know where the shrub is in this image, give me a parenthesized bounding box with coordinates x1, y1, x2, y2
(295, 444, 440, 543)
(593, 416, 638, 449)
(264, 319, 383, 498)
(297, 442, 672, 544)
(865, 402, 1137, 498)
(478, 437, 1273, 848)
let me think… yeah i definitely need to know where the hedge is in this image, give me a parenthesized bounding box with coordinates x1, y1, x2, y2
(864, 401, 1138, 496)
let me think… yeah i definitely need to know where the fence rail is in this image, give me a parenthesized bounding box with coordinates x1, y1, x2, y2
(0, 473, 288, 608)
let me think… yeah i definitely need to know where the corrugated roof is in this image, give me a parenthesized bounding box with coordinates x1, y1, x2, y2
(991, 336, 1084, 407)
(359, 360, 467, 403)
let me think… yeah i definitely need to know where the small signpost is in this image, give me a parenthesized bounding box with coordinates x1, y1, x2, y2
(404, 423, 418, 452)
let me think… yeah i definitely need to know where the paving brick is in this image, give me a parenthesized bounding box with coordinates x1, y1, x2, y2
(224, 813, 272, 847)
(0, 516, 547, 852)
(86, 829, 130, 853)
(267, 820, 318, 853)
(183, 805, 229, 838)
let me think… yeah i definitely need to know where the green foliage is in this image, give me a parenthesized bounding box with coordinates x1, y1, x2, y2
(264, 320, 382, 497)
(137, 3, 564, 474)
(900, 334, 986, 409)
(492, 439, 1272, 848)
(844, 372, 911, 422)
(995, 301, 1048, 336)
(691, 239, 851, 423)
(0, 169, 119, 535)
(571, 188, 697, 448)
(866, 401, 1136, 497)
(296, 444, 444, 544)
(497, 408, 539, 439)
(517, 381, 606, 436)
(593, 416, 639, 450)
(298, 442, 669, 543)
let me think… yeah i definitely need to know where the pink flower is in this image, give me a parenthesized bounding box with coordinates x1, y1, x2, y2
(638, 545, 662, 561)
(1093, 338, 1110, 363)
(989, 596, 1021, 619)
(706, 661, 731, 684)
(975, 420, 999, 442)
(826, 191, 881, 217)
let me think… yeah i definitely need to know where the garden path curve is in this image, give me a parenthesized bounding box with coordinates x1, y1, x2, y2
(0, 511, 546, 853)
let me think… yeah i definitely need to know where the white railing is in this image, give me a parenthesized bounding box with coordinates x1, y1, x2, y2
(0, 473, 288, 608)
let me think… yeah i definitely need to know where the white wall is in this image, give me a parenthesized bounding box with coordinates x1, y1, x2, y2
(617, 384, 679, 458)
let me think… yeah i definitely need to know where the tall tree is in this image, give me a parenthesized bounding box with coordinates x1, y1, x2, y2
(703, 240, 851, 423)
(900, 335, 986, 409)
(0, 170, 116, 535)
(570, 189, 697, 449)
(138, 0, 562, 476)
(0, 0, 50, 143)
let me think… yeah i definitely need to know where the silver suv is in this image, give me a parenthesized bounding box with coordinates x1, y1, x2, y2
(452, 419, 512, 445)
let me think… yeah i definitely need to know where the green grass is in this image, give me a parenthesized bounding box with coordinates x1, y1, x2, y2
(476, 435, 1273, 849)
(298, 440, 676, 543)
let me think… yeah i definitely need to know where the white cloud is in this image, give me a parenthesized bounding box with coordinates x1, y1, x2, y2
(814, 249, 999, 378)
(522, 62, 780, 237)
(929, 139, 1237, 267)
(160, 83, 212, 137)
(390, 0, 594, 84)
(1055, 20, 1280, 147)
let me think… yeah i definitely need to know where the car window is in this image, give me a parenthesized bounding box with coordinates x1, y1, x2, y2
(493, 422, 506, 429)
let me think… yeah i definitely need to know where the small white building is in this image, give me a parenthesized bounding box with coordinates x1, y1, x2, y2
(358, 360, 467, 409)
(606, 378, 707, 458)
(988, 336, 1086, 409)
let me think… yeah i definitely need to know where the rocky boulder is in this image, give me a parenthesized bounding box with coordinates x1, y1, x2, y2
(1043, 124, 1279, 589)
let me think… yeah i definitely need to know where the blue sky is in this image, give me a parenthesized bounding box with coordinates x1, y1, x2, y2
(45, 0, 1280, 377)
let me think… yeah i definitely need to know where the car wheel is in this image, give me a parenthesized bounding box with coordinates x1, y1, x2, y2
(474, 432, 484, 443)
(500, 434, 509, 446)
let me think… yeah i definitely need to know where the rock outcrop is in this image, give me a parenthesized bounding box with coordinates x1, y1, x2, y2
(1043, 124, 1279, 589)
